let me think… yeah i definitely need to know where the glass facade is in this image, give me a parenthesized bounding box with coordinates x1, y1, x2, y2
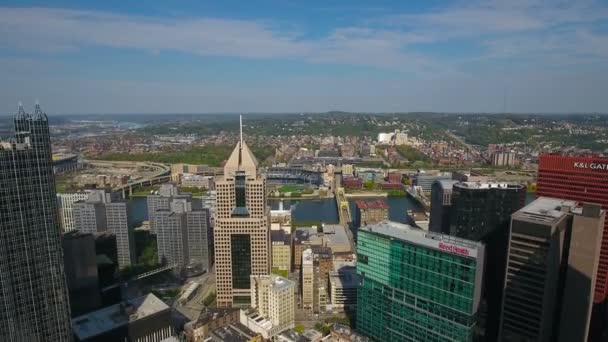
(231, 234, 252, 290)
(450, 184, 526, 241)
(232, 173, 249, 217)
(356, 229, 481, 342)
(0, 106, 72, 341)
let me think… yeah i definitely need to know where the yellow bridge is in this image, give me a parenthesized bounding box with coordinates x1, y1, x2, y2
(335, 187, 352, 225)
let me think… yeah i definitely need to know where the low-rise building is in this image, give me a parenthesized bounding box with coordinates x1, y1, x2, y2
(292, 227, 323, 270)
(329, 323, 370, 342)
(180, 173, 215, 189)
(209, 323, 262, 342)
(72, 294, 173, 342)
(242, 275, 296, 339)
(353, 200, 389, 228)
(184, 308, 240, 342)
(321, 224, 351, 254)
(329, 267, 359, 311)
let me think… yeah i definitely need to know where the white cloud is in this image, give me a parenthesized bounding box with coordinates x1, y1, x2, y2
(0, 3, 607, 73)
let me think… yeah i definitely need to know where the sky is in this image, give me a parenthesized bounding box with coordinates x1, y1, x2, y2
(1, 0, 608, 114)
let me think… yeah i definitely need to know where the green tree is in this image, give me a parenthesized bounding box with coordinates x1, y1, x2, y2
(203, 291, 216, 306)
(363, 181, 376, 190)
(138, 243, 158, 266)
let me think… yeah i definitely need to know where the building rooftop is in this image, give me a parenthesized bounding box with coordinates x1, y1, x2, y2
(294, 227, 320, 244)
(514, 197, 578, 225)
(302, 329, 324, 341)
(72, 293, 169, 340)
(211, 323, 259, 342)
(322, 224, 351, 248)
(329, 267, 360, 289)
(224, 135, 259, 177)
(271, 230, 291, 245)
(270, 275, 296, 291)
(434, 179, 458, 190)
(191, 308, 239, 327)
(454, 182, 525, 190)
(355, 199, 389, 210)
(360, 221, 483, 259)
(277, 329, 308, 342)
(243, 308, 273, 330)
(302, 248, 314, 266)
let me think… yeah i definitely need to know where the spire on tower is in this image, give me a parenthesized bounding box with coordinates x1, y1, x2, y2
(33, 100, 46, 120)
(239, 114, 243, 149)
(16, 101, 27, 119)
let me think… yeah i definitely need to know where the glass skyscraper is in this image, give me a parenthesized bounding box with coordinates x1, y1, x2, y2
(356, 221, 485, 342)
(0, 104, 72, 341)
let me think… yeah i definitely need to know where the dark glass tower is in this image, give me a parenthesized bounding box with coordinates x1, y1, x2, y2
(0, 103, 72, 341)
(449, 182, 526, 341)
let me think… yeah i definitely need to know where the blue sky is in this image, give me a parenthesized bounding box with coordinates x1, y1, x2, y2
(1, 0, 608, 114)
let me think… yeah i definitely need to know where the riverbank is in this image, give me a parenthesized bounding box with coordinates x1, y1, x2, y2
(345, 192, 388, 198)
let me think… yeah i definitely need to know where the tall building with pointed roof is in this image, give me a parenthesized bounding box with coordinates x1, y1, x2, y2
(0, 103, 72, 341)
(214, 116, 270, 307)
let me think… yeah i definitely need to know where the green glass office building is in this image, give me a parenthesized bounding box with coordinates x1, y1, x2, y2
(356, 221, 485, 341)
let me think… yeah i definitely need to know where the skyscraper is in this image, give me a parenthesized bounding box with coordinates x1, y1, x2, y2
(537, 154, 608, 303)
(154, 197, 210, 276)
(73, 190, 134, 269)
(356, 221, 485, 341)
(450, 182, 526, 241)
(448, 181, 526, 341)
(147, 183, 191, 233)
(214, 116, 270, 307)
(0, 103, 72, 341)
(62, 230, 101, 317)
(499, 198, 604, 342)
(57, 192, 89, 232)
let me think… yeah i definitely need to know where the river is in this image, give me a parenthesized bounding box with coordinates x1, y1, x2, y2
(128, 196, 423, 227)
(129, 192, 538, 228)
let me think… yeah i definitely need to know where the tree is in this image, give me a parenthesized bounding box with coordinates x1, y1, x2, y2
(363, 181, 376, 190)
(138, 243, 158, 266)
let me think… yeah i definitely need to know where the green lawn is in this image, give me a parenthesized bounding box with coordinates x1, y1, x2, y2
(278, 185, 304, 193)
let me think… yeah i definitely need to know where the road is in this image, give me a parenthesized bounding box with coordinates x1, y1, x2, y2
(173, 266, 216, 321)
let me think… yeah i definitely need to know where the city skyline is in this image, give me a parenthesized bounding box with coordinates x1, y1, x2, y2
(1, 0, 608, 114)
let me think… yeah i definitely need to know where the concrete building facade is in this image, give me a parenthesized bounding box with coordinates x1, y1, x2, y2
(154, 197, 210, 276)
(271, 230, 291, 272)
(57, 192, 89, 232)
(250, 275, 295, 335)
(353, 199, 389, 228)
(73, 190, 134, 269)
(214, 118, 270, 307)
(499, 198, 604, 342)
(302, 248, 314, 312)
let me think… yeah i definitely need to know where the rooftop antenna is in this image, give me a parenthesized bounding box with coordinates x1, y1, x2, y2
(239, 114, 243, 148)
